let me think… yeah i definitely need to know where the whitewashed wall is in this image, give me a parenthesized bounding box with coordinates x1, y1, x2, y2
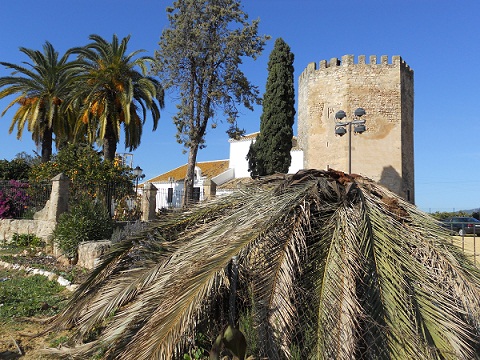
(228, 137, 304, 179)
(228, 139, 253, 178)
(289, 149, 304, 174)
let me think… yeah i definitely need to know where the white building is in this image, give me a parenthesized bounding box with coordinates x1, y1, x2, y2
(143, 133, 303, 210)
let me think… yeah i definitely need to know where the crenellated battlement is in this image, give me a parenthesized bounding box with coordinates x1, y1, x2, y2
(301, 55, 413, 78)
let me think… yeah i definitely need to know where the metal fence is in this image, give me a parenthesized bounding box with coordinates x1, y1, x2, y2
(69, 181, 138, 219)
(155, 187, 186, 210)
(448, 232, 480, 266)
(0, 180, 51, 219)
(0, 179, 137, 220)
(440, 221, 480, 265)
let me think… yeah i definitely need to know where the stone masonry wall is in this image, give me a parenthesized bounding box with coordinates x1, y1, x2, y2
(297, 55, 414, 202)
(0, 173, 69, 244)
(0, 219, 56, 245)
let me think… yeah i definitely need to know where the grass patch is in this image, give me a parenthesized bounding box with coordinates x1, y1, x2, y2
(0, 268, 68, 321)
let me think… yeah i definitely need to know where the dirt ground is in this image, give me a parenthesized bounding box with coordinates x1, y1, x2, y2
(0, 252, 88, 359)
(0, 318, 68, 359)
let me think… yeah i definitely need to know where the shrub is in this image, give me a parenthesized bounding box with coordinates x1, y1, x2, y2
(53, 200, 113, 259)
(110, 220, 147, 243)
(0, 180, 30, 219)
(29, 143, 135, 204)
(11, 233, 45, 248)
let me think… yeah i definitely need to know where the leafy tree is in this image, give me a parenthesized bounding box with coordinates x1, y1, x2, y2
(29, 143, 134, 204)
(0, 42, 79, 162)
(0, 158, 31, 180)
(226, 123, 246, 140)
(69, 34, 165, 161)
(49, 170, 480, 359)
(154, 0, 268, 205)
(247, 38, 295, 177)
(430, 210, 469, 220)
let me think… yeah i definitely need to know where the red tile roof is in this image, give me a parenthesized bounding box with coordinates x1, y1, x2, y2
(146, 160, 230, 182)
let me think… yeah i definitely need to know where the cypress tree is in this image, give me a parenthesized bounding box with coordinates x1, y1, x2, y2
(247, 37, 295, 177)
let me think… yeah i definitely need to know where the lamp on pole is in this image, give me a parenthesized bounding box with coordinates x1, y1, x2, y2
(133, 166, 145, 196)
(334, 108, 367, 174)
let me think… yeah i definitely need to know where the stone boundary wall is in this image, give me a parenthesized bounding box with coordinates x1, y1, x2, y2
(0, 219, 56, 245)
(0, 173, 69, 244)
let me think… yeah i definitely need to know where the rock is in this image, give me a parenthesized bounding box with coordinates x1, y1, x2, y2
(66, 284, 79, 292)
(57, 276, 71, 287)
(77, 240, 111, 269)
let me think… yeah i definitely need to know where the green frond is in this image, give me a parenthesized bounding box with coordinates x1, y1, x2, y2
(64, 33, 164, 160)
(0, 41, 79, 160)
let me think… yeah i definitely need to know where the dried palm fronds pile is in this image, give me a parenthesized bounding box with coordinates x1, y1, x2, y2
(47, 169, 480, 359)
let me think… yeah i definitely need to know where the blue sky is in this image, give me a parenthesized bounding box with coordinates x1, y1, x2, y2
(0, 0, 479, 212)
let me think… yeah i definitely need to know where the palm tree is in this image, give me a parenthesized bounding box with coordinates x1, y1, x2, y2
(69, 34, 164, 161)
(0, 42, 79, 162)
(48, 169, 480, 359)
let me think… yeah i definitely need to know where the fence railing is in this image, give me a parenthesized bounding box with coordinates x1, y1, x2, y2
(155, 187, 185, 210)
(0, 178, 136, 220)
(0, 180, 51, 219)
(448, 232, 479, 266)
(67, 180, 137, 218)
(440, 225, 478, 266)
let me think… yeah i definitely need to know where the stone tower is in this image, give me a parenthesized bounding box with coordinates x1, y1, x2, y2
(297, 55, 414, 203)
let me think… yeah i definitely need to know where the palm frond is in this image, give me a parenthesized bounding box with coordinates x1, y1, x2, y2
(48, 170, 480, 359)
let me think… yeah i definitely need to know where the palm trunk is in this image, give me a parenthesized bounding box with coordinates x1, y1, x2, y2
(41, 127, 53, 163)
(103, 120, 117, 162)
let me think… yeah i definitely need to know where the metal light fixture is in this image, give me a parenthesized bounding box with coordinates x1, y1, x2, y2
(353, 123, 366, 133)
(335, 110, 347, 120)
(133, 166, 143, 178)
(333, 108, 367, 174)
(133, 166, 144, 196)
(354, 107, 366, 117)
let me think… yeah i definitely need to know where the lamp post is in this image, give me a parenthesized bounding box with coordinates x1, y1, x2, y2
(133, 166, 144, 196)
(334, 108, 367, 174)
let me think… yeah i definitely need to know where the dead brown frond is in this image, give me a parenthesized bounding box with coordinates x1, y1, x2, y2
(47, 169, 480, 359)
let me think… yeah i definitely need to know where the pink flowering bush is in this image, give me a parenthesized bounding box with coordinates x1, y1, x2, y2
(0, 180, 30, 219)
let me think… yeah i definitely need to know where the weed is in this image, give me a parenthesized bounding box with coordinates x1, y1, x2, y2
(184, 332, 210, 359)
(48, 334, 70, 348)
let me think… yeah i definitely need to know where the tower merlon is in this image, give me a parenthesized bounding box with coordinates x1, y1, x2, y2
(300, 55, 413, 77)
